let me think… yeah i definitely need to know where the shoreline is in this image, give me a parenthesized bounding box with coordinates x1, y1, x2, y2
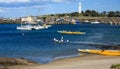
(0, 17, 120, 25)
(6, 54, 120, 69)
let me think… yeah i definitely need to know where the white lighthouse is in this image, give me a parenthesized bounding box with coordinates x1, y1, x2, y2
(78, 2, 82, 13)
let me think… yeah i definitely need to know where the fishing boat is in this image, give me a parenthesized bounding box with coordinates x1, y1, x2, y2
(78, 49, 120, 56)
(57, 30, 86, 34)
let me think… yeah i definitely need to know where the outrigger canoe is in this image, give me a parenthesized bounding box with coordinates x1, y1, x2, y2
(78, 49, 120, 56)
(57, 31, 86, 35)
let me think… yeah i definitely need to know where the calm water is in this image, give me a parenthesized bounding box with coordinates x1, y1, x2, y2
(0, 23, 120, 63)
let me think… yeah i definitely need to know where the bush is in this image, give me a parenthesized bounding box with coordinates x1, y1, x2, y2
(110, 64, 120, 69)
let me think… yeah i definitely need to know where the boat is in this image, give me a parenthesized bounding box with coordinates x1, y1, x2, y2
(53, 37, 70, 43)
(78, 49, 120, 56)
(31, 24, 45, 30)
(17, 26, 32, 30)
(57, 30, 86, 35)
(90, 21, 100, 24)
(43, 24, 51, 29)
(17, 23, 32, 30)
(17, 8, 47, 30)
(84, 20, 89, 23)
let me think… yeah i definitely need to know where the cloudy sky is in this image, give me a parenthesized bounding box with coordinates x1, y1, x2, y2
(0, 0, 120, 18)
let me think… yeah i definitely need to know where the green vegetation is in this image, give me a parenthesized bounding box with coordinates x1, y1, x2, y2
(110, 64, 120, 69)
(46, 10, 120, 17)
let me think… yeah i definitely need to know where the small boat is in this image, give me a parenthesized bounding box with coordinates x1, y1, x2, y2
(17, 25, 32, 30)
(78, 49, 120, 56)
(84, 20, 89, 23)
(53, 38, 59, 43)
(17, 22, 33, 30)
(90, 21, 100, 24)
(57, 30, 86, 35)
(31, 25, 44, 30)
(53, 37, 70, 43)
(43, 24, 51, 29)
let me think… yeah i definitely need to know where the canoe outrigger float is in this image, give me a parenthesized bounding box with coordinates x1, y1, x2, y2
(57, 30, 86, 35)
(78, 49, 120, 56)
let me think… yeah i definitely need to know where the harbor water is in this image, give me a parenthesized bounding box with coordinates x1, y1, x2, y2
(0, 23, 120, 63)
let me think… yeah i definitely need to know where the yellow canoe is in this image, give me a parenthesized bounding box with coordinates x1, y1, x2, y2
(57, 31, 86, 34)
(78, 49, 120, 56)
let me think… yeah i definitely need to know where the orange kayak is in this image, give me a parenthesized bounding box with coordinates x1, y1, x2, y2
(78, 49, 120, 56)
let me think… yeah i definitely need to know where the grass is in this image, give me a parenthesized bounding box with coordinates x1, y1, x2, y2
(110, 64, 120, 69)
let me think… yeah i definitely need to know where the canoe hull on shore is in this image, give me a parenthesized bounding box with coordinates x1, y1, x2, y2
(78, 49, 120, 56)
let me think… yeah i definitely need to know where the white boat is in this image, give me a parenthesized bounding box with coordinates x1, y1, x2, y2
(53, 38, 59, 42)
(91, 21, 100, 24)
(17, 22, 46, 30)
(84, 20, 89, 23)
(31, 25, 45, 30)
(43, 25, 51, 29)
(17, 24, 32, 30)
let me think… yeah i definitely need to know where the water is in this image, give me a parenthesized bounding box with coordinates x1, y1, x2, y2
(0, 23, 120, 64)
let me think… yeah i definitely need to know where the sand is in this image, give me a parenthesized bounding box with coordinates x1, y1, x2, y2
(7, 54, 120, 69)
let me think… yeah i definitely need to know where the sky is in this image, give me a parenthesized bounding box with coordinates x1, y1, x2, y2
(0, 0, 120, 18)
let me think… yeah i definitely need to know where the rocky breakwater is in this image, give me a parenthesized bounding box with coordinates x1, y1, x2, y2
(78, 17, 120, 25)
(0, 58, 37, 69)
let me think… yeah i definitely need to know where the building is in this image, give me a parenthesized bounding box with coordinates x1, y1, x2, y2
(78, 2, 82, 13)
(21, 16, 37, 24)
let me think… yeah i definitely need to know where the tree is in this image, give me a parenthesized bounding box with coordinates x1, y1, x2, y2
(100, 11, 107, 17)
(115, 11, 120, 17)
(84, 10, 91, 16)
(70, 12, 79, 17)
(91, 10, 99, 17)
(107, 11, 115, 17)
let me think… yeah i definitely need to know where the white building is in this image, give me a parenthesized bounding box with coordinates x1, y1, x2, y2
(78, 2, 82, 13)
(21, 16, 37, 24)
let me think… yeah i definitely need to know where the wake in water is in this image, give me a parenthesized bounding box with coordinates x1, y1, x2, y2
(70, 41, 120, 50)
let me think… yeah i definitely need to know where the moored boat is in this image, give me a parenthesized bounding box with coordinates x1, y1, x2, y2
(90, 21, 100, 24)
(78, 49, 120, 56)
(17, 25, 32, 30)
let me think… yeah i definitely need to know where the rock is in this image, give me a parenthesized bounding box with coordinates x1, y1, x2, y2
(0, 58, 37, 66)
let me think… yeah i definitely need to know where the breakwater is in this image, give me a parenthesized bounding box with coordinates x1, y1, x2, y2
(78, 17, 120, 25)
(43, 17, 120, 25)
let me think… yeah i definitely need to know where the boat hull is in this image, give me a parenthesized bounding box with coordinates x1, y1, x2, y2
(17, 26, 32, 30)
(78, 49, 120, 56)
(57, 31, 85, 35)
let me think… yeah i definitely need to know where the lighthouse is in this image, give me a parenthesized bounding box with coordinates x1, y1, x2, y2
(78, 2, 82, 13)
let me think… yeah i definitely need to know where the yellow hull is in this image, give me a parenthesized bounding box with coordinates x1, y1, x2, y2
(78, 49, 120, 56)
(57, 31, 85, 34)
